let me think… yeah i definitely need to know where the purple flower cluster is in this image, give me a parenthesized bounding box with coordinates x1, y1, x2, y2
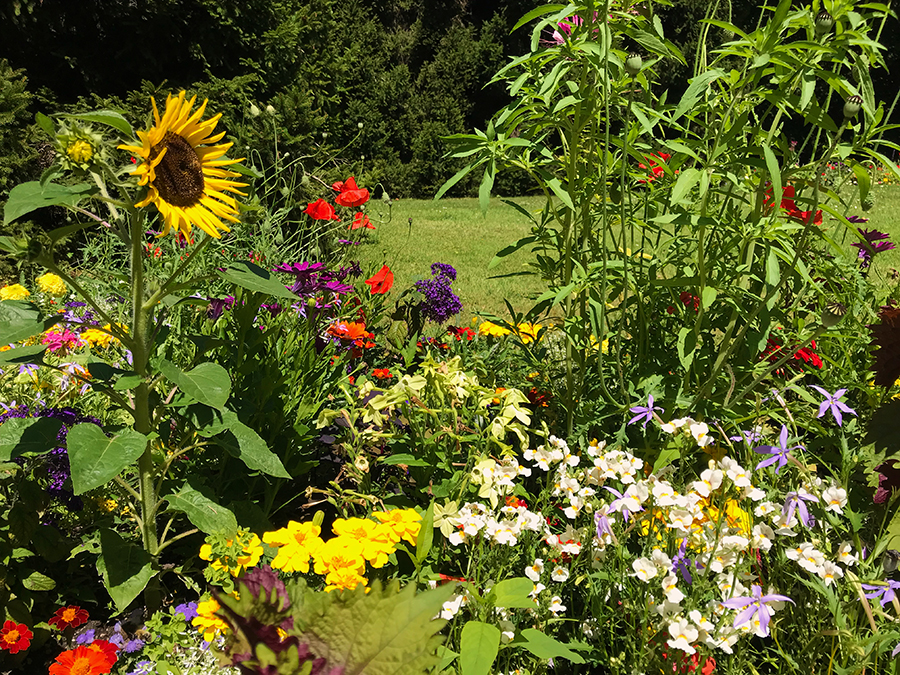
(62, 301, 100, 333)
(414, 263, 463, 323)
(275, 261, 358, 298)
(851, 228, 896, 269)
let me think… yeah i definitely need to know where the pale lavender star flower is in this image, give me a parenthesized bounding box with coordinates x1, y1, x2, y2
(783, 491, 818, 527)
(594, 507, 614, 538)
(603, 486, 643, 522)
(861, 580, 900, 608)
(720, 584, 793, 636)
(810, 385, 856, 426)
(754, 425, 803, 474)
(628, 395, 663, 428)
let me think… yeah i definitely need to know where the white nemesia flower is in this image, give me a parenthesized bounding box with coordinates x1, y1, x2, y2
(661, 417, 692, 433)
(551, 566, 570, 582)
(667, 618, 699, 654)
(652, 480, 678, 507)
(819, 561, 844, 586)
(525, 558, 544, 582)
(822, 485, 848, 513)
(661, 574, 686, 604)
(499, 619, 515, 643)
(651, 548, 672, 569)
(690, 422, 714, 447)
(693, 468, 724, 497)
(441, 594, 465, 620)
(529, 582, 546, 599)
(549, 596, 567, 615)
(632, 557, 658, 582)
(752, 523, 775, 552)
(837, 542, 858, 566)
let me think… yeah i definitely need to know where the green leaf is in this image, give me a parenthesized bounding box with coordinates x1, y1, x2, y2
(36, 111, 55, 136)
(670, 168, 701, 205)
(166, 478, 237, 534)
(159, 360, 231, 410)
(489, 577, 535, 608)
(218, 261, 298, 300)
(0, 344, 46, 364)
(21, 570, 56, 591)
(0, 301, 61, 344)
(512, 4, 566, 32)
(850, 161, 872, 206)
(60, 110, 134, 136)
(672, 69, 724, 122)
(677, 327, 696, 370)
(97, 529, 154, 612)
(700, 286, 718, 310)
(489, 236, 538, 269)
(0, 417, 64, 461)
(518, 628, 585, 663)
(214, 413, 290, 478)
(381, 453, 433, 467)
(762, 144, 781, 211)
(67, 424, 148, 494)
(766, 248, 781, 286)
(416, 503, 434, 564)
(3, 181, 96, 226)
(459, 621, 501, 675)
(478, 163, 495, 216)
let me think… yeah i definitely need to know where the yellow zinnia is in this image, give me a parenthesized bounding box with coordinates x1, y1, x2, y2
(36, 273, 67, 297)
(0, 284, 30, 301)
(119, 91, 247, 239)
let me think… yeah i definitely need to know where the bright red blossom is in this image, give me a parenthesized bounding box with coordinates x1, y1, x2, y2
(48, 645, 113, 675)
(49, 605, 89, 630)
(638, 152, 671, 183)
(333, 176, 370, 207)
(88, 639, 119, 669)
(0, 620, 32, 654)
(304, 198, 340, 221)
(372, 368, 393, 379)
(365, 265, 394, 294)
(765, 185, 822, 225)
(350, 213, 374, 230)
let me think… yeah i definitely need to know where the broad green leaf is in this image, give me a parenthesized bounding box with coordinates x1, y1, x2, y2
(460, 621, 501, 675)
(0, 417, 64, 461)
(61, 110, 134, 136)
(766, 248, 781, 286)
(416, 502, 434, 564)
(672, 69, 724, 122)
(489, 577, 535, 608)
(677, 327, 696, 370)
(0, 344, 47, 364)
(67, 424, 148, 494)
(670, 168, 701, 205)
(3, 181, 96, 226)
(479, 163, 495, 216)
(518, 628, 585, 663)
(36, 111, 55, 136)
(21, 570, 56, 591)
(381, 453, 433, 467)
(762, 144, 781, 210)
(0, 301, 61, 344)
(700, 286, 718, 310)
(512, 4, 566, 32)
(653, 444, 681, 474)
(97, 529, 154, 611)
(165, 478, 238, 534)
(218, 261, 298, 300)
(159, 360, 231, 410)
(217, 417, 290, 479)
(31, 524, 70, 562)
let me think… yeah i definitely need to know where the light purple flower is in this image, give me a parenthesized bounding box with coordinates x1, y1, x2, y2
(861, 580, 900, 608)
(810, 385, 857, 426)
(720, 584, 794, 636)
(175, 601, 199, 620)
(74, 628, 96, 645)
(594, 508, 614, 539)
(628, 395, 663, 428)
(783, 491, 818, 527)
(893, 642, 900, 658)
(754, 425, 803, 474)
(730, 427, 762, 445)
(603, 486, 643, 522)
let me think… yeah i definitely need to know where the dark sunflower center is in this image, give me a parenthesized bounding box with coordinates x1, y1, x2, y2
(150, 131, 205, 207)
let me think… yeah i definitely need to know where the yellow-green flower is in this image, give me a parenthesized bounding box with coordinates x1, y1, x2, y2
(66, 140, 93, 164)
(0, 284, 30, 301)
(36, 273, 67, 297)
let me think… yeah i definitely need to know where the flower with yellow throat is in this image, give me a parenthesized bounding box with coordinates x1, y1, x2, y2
(119, 92, 247, 239)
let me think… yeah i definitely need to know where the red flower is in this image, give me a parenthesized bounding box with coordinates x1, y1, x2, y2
(49, 605, 89, 630)
(679, 291, 700, 312)
(350, 213, 374, 230)
(372, 368, 393, 379)
(0, 620, 32, 654)
(447, 325, 475, 341)
(49, 645, 113, 675)
(87, 640, 119, 669)
(333, 176, 370, 208)
(304, 199, 340, 221)
(761, 335, 823, 370)
(365, 265, 394, 294)
(764, 185, 822, 225)
(637, 152, 671, 183)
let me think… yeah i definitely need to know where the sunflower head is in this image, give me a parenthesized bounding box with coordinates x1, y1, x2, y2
(54, 121, 105, 172)
(119, 92, 247, 239)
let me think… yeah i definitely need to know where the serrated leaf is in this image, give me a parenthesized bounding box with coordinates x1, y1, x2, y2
(518, 628, 585, 663)
(3, 181, 96, 226)
(0, 301, 61, 344)
(165, 478, 237, 534)
(489, 577, 535, 608)
(61, 110, 134, 136)
(0, 417, 63, 461)
(460, 621, 501, 675)
(219, 261, 298, 300)
(159, 360, 231, 410)
(67, 424, 147, 494)
(97, 529, 154, 611)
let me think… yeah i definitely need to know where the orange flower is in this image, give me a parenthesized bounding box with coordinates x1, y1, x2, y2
(48, 645, 113, 675)
(326, 321, 371, 341)
(334, 176, 370, 208)
(350, 213, 374, 230)
(48, 605, 89, 630)
(364, 265, 394, 295)
(372, 368, 393, 379)
(87, 640, 119, 669)
(304, 198, 340, 221)
(0, 620, 32, 654)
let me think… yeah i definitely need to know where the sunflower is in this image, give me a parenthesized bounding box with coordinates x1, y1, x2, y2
(119, 92, 247, 239)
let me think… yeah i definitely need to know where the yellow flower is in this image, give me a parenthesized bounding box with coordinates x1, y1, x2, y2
(36, 273, 67, 297)
(702, 498, 751, 538)
(312, 536, 366, 577)
(119, 91, 247, 239)
(332, 517, 398, 568)
(589, 335, 610, 354)
(372, 509, 421, 546)
(324, 566, 368, 592)
(80, 327, 114, 348)
(66, 140, 93, 164)
(0, 284, 30, 301)
(263, 521, 324, 574)
(516, 323, 543, 344)
(192, 598, 229, 642)
(478, 320, 511, 338)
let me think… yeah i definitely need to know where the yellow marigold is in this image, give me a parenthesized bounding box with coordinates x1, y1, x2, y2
(0, 284, 30, 301)
(200, 532, 263, 577)
(263, 521, 325, 574)
(478, 320, 511, 338)
(372, 509, 421, 546)
(80, 327, 113, 348)
(332, 517, 397, 568)
(312, 536, 366, 577)
(516, 323, 543, 344)
(192, 598, 229, 642)
(324, 565, 368, 592)
(36, 273, 67, 297)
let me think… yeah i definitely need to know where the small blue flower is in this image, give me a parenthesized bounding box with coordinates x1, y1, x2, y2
(628, 395, 663, 428)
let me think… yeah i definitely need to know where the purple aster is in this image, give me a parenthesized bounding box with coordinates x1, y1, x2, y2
(628, 394, 663, 428)
(851, 228, 896, 269)
(74, 628, 96, 645)
(754, 424, 803, 474)
(847, 215, 869, 223)
(810, 385, 857, 426)
(175, 601, 199, 620)
(124, 638, 145, 653)
(861, 580, 900, 608)
(782, 490, 818, 527)
(721, 584, 793, 636)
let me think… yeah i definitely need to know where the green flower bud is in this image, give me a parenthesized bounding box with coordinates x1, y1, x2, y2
(822, 301, 847, 328)
(843, 95, 863, 119)
(265, 104, 276, 115)
(625, 52, 643, 77)
(815, 11, 834, 37)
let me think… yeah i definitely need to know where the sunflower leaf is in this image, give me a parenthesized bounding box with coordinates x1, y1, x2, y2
(60, 110, 134, 137)
(219, 261, 298, 300)
(0, 300, 62, 344)
(97, 529, 154, 612)
(3, 181, 96, 226)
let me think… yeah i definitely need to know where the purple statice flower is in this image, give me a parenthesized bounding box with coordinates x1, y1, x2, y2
(720, 585, 793, 636)
(628, 394, 663, 428)
(861, 580, 900, 608)
(65, 301, 87, 308)
(810, 385, 857, 426)
(206, 295, 235, 320)
(851, 228, 896, 269)
(74, 628, 96, 645)
(414, 262, 463, 323)
(753, 424, 803, 474)
(783, 490, 818, 527)
(672, 539, 693, 585)
(175, 601, 199, 620)
(124, 638, 145, 653)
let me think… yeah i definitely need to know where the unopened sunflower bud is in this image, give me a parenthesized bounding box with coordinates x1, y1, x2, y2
(822, 301, 847, 328)
(815, 11, 834, 36)
(843, 95, 863, 119)
(249, 103, 261, 117)
(625, 52, 643, 77)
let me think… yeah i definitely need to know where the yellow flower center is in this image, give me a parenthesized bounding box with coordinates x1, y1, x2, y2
(62, 608, 77, 622)
(66, 140, 93, 163)
(150, 131, 205, 207)
(3, 629, 19, 643)
(71, 657, 92, 675)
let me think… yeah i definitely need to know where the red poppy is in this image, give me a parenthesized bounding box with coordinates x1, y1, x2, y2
(49, 605, 89, 630)
(764, 185, 822, 225)
(333, 176, 370, 208)
(761, 336, 823, 370)
(637, 152, 671, 183)
(304, 199, 340, 221)
(365, 265, 394, 294)
(350, 213, 375, 230)
(0, 620, 32, 654)
(48, 645, 113, 675)
(447, 325, 475, 341)
(372, 368, 393, 379)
